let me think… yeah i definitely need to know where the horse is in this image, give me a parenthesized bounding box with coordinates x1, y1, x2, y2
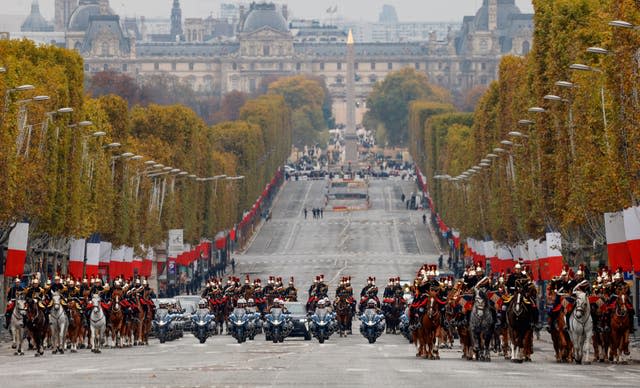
(469, 288, 494, 361)
(506, 288, 532, 363)
(89, 294, 106, 353)
(67, 299, 84, 353)
(568, 289, 592, 364)
(383, 296, 404, 335)
(547, 288, 573, 363)
(48, 292, 68, 355)
(335, 296, 353, 337)
(609, 292, 631, 364)
(108, 295, 125, 348)
(591, 297, 610, 363)
(10, 297, 27, 355)
(25, 298, 47, 357)
(414, 294, 441, 360)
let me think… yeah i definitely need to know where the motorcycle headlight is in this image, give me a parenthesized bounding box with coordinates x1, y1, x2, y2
(158, 321, 167, 327)
(366, 321, 376, 327)
(235, 321, 244, 326)
(272, 320, 281, 325)
(198, 320, 206, 326)
(299, 318, 307, 323)
(318, 321, 327, 326)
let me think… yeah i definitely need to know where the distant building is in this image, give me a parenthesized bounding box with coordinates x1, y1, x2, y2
(21, 1, 54, 32)
(14, 0, 532, 123)
(378, 5, 399, 24)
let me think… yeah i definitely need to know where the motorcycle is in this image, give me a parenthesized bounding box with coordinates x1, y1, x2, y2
(153, 309, 181, 344)
(398, 312, 412, 343)
(359, 309, 385, 344)
(264, 308, 293, 343)
(246, 311, 263, 340)
(228, 309, 250, 344)
(191, 309, 216, 344)
(309, 309, 336, 344)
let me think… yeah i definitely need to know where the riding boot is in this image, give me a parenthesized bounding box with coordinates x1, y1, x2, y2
(4, 311, 10, 329)
(630, 309, 636, 333)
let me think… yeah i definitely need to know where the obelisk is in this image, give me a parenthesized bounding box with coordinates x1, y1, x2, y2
(344, 29, 358, 166)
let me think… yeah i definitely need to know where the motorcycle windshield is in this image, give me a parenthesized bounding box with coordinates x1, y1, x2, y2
(364, 310, 377, 320)
(155, 309, 168, 321)
(315, 309, 327, 320)
(270, 308, 282, 320)
(232, 308, 245, 318)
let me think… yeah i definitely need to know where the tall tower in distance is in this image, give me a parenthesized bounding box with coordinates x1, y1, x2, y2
(344, 29, 358, 165)
(54, 0, 78, 31)
(170, 0, 183, 41)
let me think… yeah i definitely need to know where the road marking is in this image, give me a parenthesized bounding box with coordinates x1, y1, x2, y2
(72, 368, 99, 374)
(398, 369, 421, 373)
(346, 368, 369, 372)
(130, 368, 154, 372)
(18, 369, 48, 375)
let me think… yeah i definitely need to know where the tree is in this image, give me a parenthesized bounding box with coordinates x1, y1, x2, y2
(366, 67, 451, 146)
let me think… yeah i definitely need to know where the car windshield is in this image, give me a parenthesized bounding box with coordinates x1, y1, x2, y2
(284, 303, 305, 314)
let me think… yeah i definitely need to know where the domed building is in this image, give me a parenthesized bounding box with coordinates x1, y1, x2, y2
(67, 0, 113, 32)
(21, 1, 54, 32)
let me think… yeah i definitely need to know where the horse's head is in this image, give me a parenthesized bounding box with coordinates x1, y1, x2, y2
(91, 294, 102, 312)
(474, 290, 486, 311)
(15, 298, 27, 317)
(573, 291, 588, 319)
(616, 294, 627, 316)
(113, 295, 121, 311)
(427, 296, 437, 318)
(52, 292, 62, 309)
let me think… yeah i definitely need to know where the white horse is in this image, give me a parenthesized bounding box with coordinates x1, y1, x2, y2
(48, 292, 68, 354)
(10, 297, 27, 356)
(569, 286, 592, 364)
(89, 294, 106, 354)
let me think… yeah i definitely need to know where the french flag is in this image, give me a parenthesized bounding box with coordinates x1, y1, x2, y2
(69, 238, 86, 279)
(5, 222, 29, 277)
(85, 234, 100, 278)
(99, 242, 112, 279)
(605, 212, 633, 272)
(110, 246, 125, 278)
(141, 247, 153, 278)
(623, 206, 640, 272)
(123, 247, 134, 279)
(544, 232, 564, 280)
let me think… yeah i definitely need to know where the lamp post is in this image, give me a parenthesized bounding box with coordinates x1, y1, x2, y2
(545, 90, 575, 158)
(15, 94, 50, 157)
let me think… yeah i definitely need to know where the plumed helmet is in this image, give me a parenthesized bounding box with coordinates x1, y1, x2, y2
(247, 298, 255, 304)
(237, 298, 247, 305)
(515, 263, 522, 270)
(367, 299, 376, 306)
(14, 278, 20, 284)
(317, 299, 326, 306)
(68, 280, 75, 287)
(469, 269, 476, 277)
(134, 279, 141, 286)
(613, 271, 623, 281)
(54, 275, 61, 281)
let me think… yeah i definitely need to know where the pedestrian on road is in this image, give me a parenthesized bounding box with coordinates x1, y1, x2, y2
(231, 258, 236, 274)
(320, 208, 324, 218)
(401, 193, 406, 203)
(422, 214, 427, 224)
(406, 200, 410, 210)
(304, 207, 308, 219)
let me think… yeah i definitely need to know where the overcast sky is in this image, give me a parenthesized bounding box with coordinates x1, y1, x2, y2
(11, 1, 534, 22)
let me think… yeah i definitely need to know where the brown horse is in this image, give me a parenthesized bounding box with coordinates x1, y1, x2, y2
(25, 299, 47, 357)
(108, 295, 125, 348)
(414, 294, 441, 360)
(335, 296, 352, 337)
(506, 288, 532, 363)
(610, 292, 631, 364)
(547, 289, 573, 363)
(67, 300, 84, 353)
(591, 299, 610, 363)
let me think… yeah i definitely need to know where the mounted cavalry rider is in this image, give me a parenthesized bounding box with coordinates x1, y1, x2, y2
(383, 278, 394, 298)
(359, 277, 380, 312)
(4, 277, 23, 329)
(284, 277, 297, 302)
(24, 277, 46, 305)
(608, 268, 635, 333)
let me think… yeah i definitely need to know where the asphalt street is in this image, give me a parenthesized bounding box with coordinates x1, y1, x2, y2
(1, 179, 638, 387)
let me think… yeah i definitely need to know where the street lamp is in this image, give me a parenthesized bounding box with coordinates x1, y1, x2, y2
(609, 20, 640, 29)
(587, 46, 610, 55)
(104, 142, 121, 149)
(545, 93, 575, 157)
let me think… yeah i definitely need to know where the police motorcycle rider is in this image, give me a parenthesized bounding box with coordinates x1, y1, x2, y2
(309, 298, 337, 342)
(360, 298, 385, 342)
(4, 277, 24, 329)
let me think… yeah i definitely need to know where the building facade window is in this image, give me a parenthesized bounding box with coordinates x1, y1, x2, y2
(370, 62, 376, 70)
(481, 62, 486, 70)
(263, 45, 270, 56)
(415, 63, 420, 70)
(320, 62, 325, 70)
(101, 42, 109, 57)
(232, 62, 238, 70)
(122, 63, 128, 72)
(337, 62, 342, 70)
(296, 62, 301, 71)
(103, 64, 108, 71)
(336, 75, 343, 84)
(154, 63, 159, 70)
(172, 62, 177, 71)
(189, 62, 194, 70)
(387, 62, 393, 70)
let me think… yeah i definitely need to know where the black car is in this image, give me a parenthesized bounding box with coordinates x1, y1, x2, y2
(284, 302, 312, 340)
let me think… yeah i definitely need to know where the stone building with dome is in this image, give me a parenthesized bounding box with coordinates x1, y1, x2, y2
(20, 0, 532, 122)
(21, 1, 54, 32)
